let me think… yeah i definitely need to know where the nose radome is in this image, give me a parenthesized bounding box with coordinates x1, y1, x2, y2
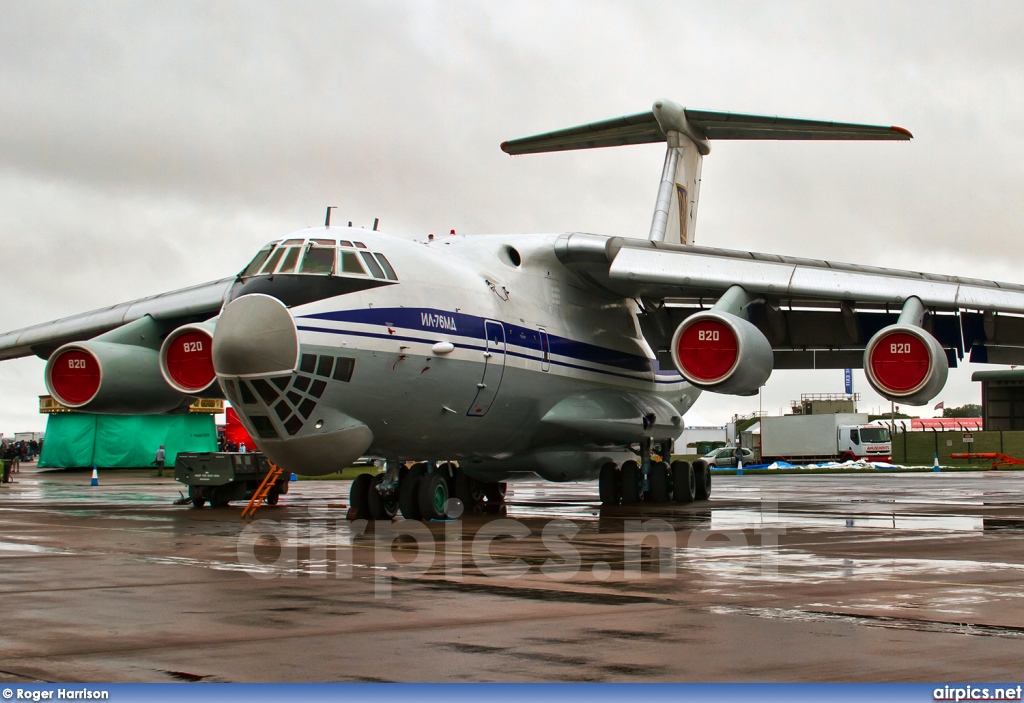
(213, 294, 299, 375)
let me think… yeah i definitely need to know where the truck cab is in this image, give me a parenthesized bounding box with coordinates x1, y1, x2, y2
(837, 425, 891, 463)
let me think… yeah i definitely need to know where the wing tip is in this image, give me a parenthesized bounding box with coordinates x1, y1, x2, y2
(891, 125, 914, 139)
(500, 140, 511, 154)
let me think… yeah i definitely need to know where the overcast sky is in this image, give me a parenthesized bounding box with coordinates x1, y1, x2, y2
(2, 1, 1023, 435)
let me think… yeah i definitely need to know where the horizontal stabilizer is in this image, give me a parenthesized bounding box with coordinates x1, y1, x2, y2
(501, 100, 912, 155)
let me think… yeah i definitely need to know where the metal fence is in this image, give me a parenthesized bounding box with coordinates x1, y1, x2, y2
(888, 426, 1024, 466)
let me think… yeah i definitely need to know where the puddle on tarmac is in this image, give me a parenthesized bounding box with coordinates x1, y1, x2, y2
(710, 604, 1024, 640)
(0, 540, 79, 556)
(710, 509, 984, 532)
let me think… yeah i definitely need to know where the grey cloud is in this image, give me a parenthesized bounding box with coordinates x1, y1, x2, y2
(2, 0, 1023, 432)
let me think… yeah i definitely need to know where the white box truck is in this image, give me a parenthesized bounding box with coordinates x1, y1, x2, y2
(759, 413, 891, 463)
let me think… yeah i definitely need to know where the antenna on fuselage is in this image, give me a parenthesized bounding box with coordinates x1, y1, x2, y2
(324, 206, 337, 227)
(373, 218, 379, 231)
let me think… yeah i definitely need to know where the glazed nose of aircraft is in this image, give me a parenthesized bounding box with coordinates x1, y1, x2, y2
(212, 294, 298, 376)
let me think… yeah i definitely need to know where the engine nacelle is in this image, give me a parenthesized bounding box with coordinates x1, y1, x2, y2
(864, 324, 948, 406)
(45, 341, 193, 414)
(159, 322, 220, 396)
(670, 310, 773, 396)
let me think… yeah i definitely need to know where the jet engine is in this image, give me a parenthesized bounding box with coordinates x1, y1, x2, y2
(45, 340, 194, 414)
(864, 323, 948, 406)
(670, 308, 773, 396)
(159, 322, 220, 396)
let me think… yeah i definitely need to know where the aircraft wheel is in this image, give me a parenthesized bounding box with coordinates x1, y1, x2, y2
(649, 461, 670, 503)
(598, 462, 619, 505)
(349, 473, 372, 520)
(620, 460, 640, 504)
(672, 460, 695, 503)
(694, 459, 712, 501)
(367, 474, 398, 520)
(419, 473, 450, 520)
(399, 463, 427, 520)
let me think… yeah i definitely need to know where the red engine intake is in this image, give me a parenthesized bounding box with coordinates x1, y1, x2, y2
(160, 324, 218, 396)
(864, 324, 948, 406)
(47, 347, 102, 407)
(670, 310, 773, 396)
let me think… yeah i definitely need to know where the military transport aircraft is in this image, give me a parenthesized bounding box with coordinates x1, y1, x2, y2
(3, 99, 1024, 521)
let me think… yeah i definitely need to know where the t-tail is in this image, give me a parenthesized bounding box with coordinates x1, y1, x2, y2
(501, 99, 912, 245)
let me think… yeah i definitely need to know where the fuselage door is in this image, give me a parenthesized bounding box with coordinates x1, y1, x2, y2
(539, 328, 551, 372)
(467, 320, 507, 417)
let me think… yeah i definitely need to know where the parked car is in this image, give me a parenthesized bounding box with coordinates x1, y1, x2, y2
(701, 446, 754, 469)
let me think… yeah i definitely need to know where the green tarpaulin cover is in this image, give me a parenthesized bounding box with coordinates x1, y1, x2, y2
(38, 414, 217, 468)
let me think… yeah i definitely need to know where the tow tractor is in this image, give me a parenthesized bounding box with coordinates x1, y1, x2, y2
(174, 452, 289, 509)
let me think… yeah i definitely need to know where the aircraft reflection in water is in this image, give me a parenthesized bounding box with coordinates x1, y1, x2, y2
(4, 99, 1024, 521)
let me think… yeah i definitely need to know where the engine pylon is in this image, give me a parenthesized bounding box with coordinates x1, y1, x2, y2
(863, 297, 948, 406)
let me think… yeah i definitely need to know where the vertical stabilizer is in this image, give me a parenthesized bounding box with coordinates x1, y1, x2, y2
(500, 99, 910, 247)
(648, 100, 708, 245)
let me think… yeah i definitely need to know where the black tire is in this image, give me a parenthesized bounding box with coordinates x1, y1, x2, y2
(672, 460, 696, 503)
(694, 459, 712, 501)
(189, 486, 206, 509)
(399, 463, 426, 520)
(367, 473, 398, 520)
(649, 461, 670, 503)
(210, 487, 230, 508)
(418, 472, 450, 520)
(598, 462, 619, 505)
(483, 482, 507, 503)
(620, 460, 640, 504)
(266, 489, 280, 506)
(349, 473, 372, 520)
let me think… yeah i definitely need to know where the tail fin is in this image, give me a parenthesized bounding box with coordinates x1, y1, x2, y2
(501, 99, 911, 246)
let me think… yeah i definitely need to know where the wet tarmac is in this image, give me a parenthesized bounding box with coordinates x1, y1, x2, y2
(2, 465, 1024, 682)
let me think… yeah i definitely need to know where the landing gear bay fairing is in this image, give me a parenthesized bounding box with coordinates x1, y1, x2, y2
(4, 100, 1023, 519)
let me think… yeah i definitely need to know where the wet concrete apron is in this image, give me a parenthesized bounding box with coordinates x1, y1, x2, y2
(1, 467, 1023, 682)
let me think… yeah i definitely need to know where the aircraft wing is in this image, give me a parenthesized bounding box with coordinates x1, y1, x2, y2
(0, 278, 235, 361)
(555, 233, 1024, 368)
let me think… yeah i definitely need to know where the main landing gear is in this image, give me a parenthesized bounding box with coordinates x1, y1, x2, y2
(348, 461, 506, 521)
(599, 444, 712, 507)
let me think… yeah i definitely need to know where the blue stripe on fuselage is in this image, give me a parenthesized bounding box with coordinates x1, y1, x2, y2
(294, 323, 687, 386)
(298, 307, 654, 373)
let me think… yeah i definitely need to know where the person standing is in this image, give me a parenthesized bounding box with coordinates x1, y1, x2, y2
(155, 445, 166, 478)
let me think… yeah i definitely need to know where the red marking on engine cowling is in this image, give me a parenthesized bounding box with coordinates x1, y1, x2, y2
(676, 318, 738, 383)
(165, 329, 215, 392)
(50, 348, 100, 406)
(869, 331, 930, 393)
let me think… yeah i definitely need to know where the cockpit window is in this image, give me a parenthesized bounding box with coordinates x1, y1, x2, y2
(374, 253, 398, 280)
(300, 245, 335, 274)
(278, 247, 301, 273)
(339, 251, 366, 275)
(360, 251, 386, 279)
(282, 238, 304, 245)
(260, 247, 286, 274)
(241, 244, 275, 278)
(339, 240, 353, 248)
